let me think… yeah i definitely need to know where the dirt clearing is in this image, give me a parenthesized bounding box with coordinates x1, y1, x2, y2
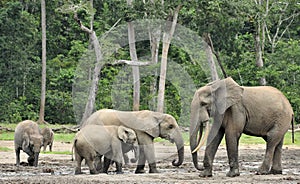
(0, 140, 299, 183)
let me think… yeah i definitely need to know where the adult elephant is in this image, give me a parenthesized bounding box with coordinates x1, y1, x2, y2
(190, 77, 294, 177)
(82, 109, 184, 173)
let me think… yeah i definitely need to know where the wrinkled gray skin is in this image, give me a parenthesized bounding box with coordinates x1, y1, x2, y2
(14, 120, 43, 167)
(74, 125, 138, 174)
(40, 127, 54, 152)
(82, 109, 184, 174)
(94, 139, 140, 172)
(190, 77, 294, 177)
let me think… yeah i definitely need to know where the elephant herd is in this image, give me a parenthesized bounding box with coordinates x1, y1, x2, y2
(14, 77, 294, 178)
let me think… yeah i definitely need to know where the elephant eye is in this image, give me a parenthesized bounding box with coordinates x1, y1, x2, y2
(168, 124, 174, 129)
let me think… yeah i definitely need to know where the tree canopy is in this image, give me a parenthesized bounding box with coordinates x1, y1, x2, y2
(0, 0, 299, 126)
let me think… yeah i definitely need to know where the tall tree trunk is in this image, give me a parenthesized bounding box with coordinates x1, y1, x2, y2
(149, 27, 161, 110)
(255, 27, 266, 85)
(73, 0, 103, 125)
(38, 0, 46, 124)
(157, 5, 181, 113)
(203, 33, 219, 81)
(80, 31, 102, 125)
(127, 0, 140, 111)
(255, 0, 266, 86)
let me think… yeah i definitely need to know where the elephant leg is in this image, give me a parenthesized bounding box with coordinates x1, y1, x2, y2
(43, 143, 47, 152)
(86, 159, 98, 174)
(143, 143, 159, 173)
(135, 146, 146, 174)
(15, 148, 21, 166)
(258, 133, 282, 175)
(200, 128, 224, 177)
(95, 155, 103, 172)
(269, 138, 284, 174)
(225, 131, 241, 177)
(115, 162, 123, 174)
(49, 143, 52, 152)
(123, 152, 129, 165)
(74, 153, 83, 175)
(103, 157, 111, 174)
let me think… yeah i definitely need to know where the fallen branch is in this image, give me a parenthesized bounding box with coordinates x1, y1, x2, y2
(0, 126, 14, 132)
(52, 125, 79, 133)
(113, 60, 153, 66)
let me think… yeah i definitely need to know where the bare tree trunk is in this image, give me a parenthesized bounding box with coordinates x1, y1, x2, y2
(127, 0, 140, 111)
(38, 0, 46, 124)
(203, 33, 225, 80)
(80, 31, 102, 125)
(203, 33, 219, 81)
(128, 23, 140, 111)
(254, 0, 266, 86)
(149, 27, 161, 110)
(73, 1, 103, 125)
(157, 5, 181, 113)
(254, 27, 266, 85)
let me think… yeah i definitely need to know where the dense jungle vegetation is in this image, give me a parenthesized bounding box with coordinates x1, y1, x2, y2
(0, 0, 299, 126)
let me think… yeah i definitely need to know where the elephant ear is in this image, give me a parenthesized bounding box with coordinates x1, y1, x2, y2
(146, 112, 165, 137)
(118, 126, 128, 143)
(117, 110, 161, 138)
(210, 77, 243, 115)
(22, 133, 30, 150)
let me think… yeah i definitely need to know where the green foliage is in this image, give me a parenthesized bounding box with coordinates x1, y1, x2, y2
(0, 0, 299, 126)
(1, 97, 38, 124)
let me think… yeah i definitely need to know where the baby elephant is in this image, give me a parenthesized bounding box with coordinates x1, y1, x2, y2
(74, 125, 138, 174)
(14, 120, 43, 167)
(40, 127, 54, 152)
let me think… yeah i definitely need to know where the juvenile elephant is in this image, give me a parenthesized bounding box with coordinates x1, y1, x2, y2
(40, 127, 54, 152)
(82, 109, 184, 173)
(190, 77, 294, 177)
(14, 120, 43, 167)
(74, 125, 138, 174)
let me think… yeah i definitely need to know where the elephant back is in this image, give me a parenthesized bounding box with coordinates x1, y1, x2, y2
(76, 125, 116, 155)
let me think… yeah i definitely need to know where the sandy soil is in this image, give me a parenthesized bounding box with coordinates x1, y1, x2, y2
(0, 140, 299, 184)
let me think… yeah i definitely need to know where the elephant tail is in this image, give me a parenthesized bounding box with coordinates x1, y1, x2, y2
(71, 139, 77, 161)
(292, 114, 295, 144)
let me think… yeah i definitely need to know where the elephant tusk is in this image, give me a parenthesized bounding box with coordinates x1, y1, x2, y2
(192, 121, 210, 154)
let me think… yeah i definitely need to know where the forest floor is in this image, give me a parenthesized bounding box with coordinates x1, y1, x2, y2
(0, 140, 299, 184)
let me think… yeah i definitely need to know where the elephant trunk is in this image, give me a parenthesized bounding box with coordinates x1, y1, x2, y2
(190, 122, 203, 170)
(190, 93, 203, 170)
(130, 143, 140, 163)
(172, 129, 184, 167)
(33, 152, 39, 167)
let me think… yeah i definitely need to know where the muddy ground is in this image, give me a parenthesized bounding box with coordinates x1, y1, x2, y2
(0, 140, 299, 184)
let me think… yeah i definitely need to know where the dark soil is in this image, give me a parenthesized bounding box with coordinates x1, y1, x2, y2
(0, 140, 299, 183)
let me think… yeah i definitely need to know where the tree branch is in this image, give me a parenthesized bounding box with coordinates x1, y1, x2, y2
(74, 12, 92, 34)
(113, 60, 152, 66)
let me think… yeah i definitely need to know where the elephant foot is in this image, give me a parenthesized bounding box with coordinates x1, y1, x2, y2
(256, 169, 269, 175)
(149, 163, 160, 173)
(75, 168, 83, 175)
(116, 171, 124, 174)
(90, 169, 99, 175)
(226, 169, 240, 177)
(149, 168, 160, 173)
(269, 169, 282, 175)
(135, 169, 145, 174)
(135, 165, 146, 174)
(199, 169, 212, 177)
